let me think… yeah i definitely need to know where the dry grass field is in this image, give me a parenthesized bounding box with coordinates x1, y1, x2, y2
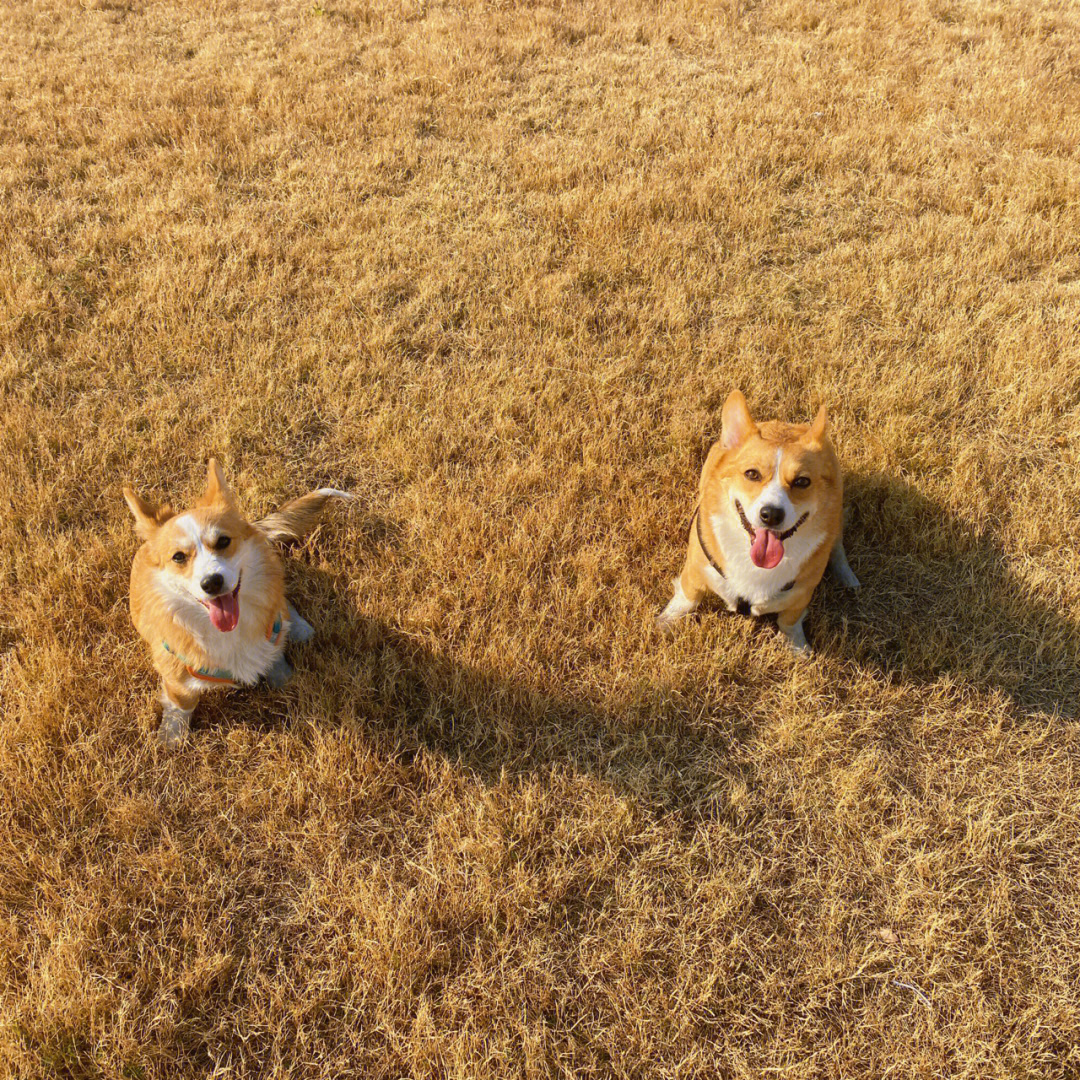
(3, 0, 1080, 1075)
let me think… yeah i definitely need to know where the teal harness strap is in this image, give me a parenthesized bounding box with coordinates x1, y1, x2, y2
(160, 606, 287, 686)
(160, 640, 239, 684)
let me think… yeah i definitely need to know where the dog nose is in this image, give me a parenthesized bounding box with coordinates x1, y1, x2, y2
(759, 504, 785, 529)
(201, 573, 225, 596)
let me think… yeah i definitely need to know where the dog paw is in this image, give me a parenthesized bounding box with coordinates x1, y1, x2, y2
(838, 569, 861, 590)
(829, 543, 861, 590)
(656, 583, 697, 636)
(156, 712, 190, 746)
(287, 612, 315, 644)
(780, 622, 812, 656)
(264, 656, 294, 689)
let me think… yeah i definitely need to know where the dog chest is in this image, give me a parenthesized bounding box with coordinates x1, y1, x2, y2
(706, 511, 825, 614)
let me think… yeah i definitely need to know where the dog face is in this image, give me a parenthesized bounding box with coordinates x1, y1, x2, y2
(706, 391, 841, 570)
(124, 460, 257, 633)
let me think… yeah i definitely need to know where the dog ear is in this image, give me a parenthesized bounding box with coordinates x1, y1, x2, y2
(720, 390, 757, 450)
(199, 458, 238, 509)
(805, 404, 828, 446)
(123, 487, 173, 541)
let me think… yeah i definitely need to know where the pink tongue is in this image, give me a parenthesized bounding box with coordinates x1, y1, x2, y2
(750, 528, 785, 569)
(207, 590, 239, 632)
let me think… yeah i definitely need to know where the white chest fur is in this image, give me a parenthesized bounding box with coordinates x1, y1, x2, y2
(164, 594, 288, 687)
(707, 509, 826, 615)
(196, 618, 286, 686)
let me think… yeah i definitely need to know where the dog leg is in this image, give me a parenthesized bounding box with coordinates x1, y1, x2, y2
(829, 537, 860, 589)
(158, 682, 197, 746)
(658, 513, 721, 634)
(264, 654, 294, 689)
(776, 608, 810, 655)
(286, 601, 315, 643)
(657, 570, 707, 634)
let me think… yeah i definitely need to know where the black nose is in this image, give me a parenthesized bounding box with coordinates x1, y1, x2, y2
(759, 504, 785, 528)
(201, 573, 224, 596)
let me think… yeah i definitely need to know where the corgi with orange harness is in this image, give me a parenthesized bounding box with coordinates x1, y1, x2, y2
(658, 390, 859, 652)
(124, 459, 350, 743)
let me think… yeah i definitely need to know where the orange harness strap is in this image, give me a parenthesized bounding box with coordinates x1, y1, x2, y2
(162, 609, 286, 685)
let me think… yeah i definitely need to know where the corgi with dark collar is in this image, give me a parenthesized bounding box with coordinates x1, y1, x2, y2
(124, 459, 350, 744)
(658, 390, 859, 652)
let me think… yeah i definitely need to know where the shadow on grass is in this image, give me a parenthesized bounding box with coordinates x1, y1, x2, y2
(185, 514, 761, 820)
(815, 470, 1080, 719)
(293, 601, 760, 821)
(193, 476, 1079, 809)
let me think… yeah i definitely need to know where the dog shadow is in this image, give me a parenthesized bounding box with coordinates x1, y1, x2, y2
(194, 478, 1078, 808)
(180, 511, 761, 817)
(281, 596, 761, 820)
(812, 470, 1080, 719)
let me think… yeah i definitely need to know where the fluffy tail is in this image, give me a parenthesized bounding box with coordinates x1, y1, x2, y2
(255, 488, 352, 543)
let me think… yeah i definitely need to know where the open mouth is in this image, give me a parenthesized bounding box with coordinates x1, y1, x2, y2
(736, 501, 809, 570)
(199, 574, 241, 633)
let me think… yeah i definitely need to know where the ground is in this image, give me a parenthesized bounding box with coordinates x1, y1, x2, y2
(2, 1, 1080, 1077)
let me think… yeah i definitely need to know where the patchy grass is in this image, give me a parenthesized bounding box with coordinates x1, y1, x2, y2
(3, 0, 1080, 1076)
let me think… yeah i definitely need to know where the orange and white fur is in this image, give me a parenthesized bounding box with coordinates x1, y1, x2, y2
(124, 459, 350, 744)
(658, 390, 859, 653)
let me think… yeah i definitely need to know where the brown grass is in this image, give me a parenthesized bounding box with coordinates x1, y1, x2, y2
(3, 0, 1080, 1076)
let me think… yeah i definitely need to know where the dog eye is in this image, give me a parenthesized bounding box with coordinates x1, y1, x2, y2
(172, 551, 187, 564)
(744, 469, 761, 482)
(214, 535, 231, 550)
(792, 476, 811, 489)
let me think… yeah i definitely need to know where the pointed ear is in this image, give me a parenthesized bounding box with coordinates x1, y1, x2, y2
(806, 404, 828, 446)
(720, 390, 757, 450)
(199, 457, 237, 509)
(123, 487, 173, 541)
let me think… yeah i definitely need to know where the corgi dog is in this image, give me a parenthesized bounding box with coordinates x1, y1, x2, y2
(123, 459, 350, 744)
(658, 390, 859, 652)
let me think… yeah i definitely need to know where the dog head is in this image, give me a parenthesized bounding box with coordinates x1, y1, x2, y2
(123, 459, 258, 633)
(704, 390, 842, 570)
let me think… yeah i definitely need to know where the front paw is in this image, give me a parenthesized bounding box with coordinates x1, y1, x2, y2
(157, 710, 191, 746)
(779, 621, 811, 656)
(264, 655, 294, 689)
(656, 581, 697, 636)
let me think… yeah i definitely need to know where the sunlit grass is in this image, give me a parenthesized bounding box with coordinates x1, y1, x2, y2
(2, 1, 1080, 1076)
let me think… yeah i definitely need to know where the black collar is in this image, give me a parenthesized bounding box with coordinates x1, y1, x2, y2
(694, 506, 725, 578)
